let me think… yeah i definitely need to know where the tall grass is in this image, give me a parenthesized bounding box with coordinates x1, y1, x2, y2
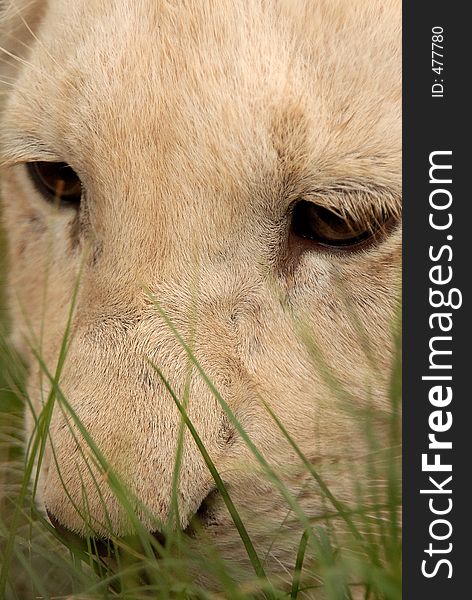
(0, 236, 401, 599)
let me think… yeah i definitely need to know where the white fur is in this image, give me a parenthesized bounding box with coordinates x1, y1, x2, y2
(0, 0, 401, 586)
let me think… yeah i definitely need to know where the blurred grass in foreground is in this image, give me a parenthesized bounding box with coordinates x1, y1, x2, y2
(0, 225, 401, 599)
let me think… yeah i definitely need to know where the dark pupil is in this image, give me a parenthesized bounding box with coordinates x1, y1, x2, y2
(292, 201, 374, 247)
(28, 162, 82, 205)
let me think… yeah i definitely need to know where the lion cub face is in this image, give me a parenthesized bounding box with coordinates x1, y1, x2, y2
(0, 0, 400, 570)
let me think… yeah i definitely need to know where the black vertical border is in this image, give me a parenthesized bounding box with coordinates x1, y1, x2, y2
(403, 2, 469, 598)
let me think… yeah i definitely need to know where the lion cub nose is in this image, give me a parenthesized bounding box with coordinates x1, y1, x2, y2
(46, 510, 166, 557)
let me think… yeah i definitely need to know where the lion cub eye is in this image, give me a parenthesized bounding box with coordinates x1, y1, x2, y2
(26, 162, 82, 207)
(290, 200, 391, 251)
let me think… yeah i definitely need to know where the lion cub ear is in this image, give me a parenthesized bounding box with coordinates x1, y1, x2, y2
(0, 0, 46, 100)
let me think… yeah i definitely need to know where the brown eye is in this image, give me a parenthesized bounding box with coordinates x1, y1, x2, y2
(26, 162, 82, 207)
(291, 200, 388, 250)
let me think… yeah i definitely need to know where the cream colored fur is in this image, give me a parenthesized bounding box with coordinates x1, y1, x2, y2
(0, 0, 401, 586)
